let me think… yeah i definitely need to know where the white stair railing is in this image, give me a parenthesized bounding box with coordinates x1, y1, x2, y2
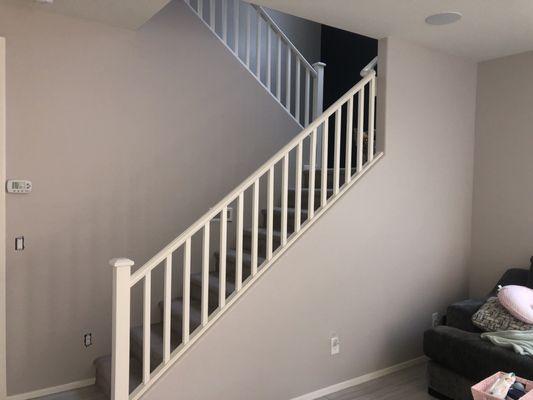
(110, 61, 381, 400)
(184, 0, 325, 127)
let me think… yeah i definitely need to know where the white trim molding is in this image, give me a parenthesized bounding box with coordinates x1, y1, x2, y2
(6, 378, 95, 400)
(290, 357, 427, 400)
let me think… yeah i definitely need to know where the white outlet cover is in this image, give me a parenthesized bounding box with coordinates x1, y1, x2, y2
(331, 336, 340, 355)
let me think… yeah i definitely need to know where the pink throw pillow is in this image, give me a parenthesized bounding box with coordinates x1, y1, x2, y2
(498, 285, 533, 324)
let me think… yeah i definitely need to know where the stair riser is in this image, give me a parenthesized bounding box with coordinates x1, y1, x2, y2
(242, 232, 282, 255)
(287, 189, 332, 209)
(190, 280, 235, 309)
(260, 210, 307, 231)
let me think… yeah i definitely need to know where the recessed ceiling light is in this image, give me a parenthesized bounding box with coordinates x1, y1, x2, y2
(425, 12, 462, 26)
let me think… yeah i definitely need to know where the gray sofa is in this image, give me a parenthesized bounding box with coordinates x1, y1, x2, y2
(423, 265, 533, 400)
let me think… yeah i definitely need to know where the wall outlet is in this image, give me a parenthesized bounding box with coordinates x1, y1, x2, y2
(330, 334, 340, 355)
(84, 333, 92, 347)
(432, 312, 441, 328)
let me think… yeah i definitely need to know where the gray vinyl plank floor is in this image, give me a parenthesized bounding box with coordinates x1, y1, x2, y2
(33, 385, 106, 400)
(319, 362, 431, 400)
(33, 362, 430, 400)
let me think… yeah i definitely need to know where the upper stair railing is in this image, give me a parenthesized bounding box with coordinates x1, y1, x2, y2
(183, 0, 325, 128)
(109, 56, 381, 399)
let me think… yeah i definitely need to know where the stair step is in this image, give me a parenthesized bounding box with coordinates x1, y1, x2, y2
(243, 228, 282, 254)
(190, 271, 236, 308)
(94, 355, 142, 398)
(261, 207, 308, 231)
(130, 322, 182, 372)
(158, 297, 204, 335)
(303, 168, 356, 188)
(287, 187, 333, 209)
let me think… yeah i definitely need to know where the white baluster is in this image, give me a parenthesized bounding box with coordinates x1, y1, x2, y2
(312, 62, 326, 164)
(305, 69, 310, 126)
(357, 88, 365, 172)
(246, 6, 251, 66)
(345, 97, 354, 183)
(308, 129, 317, 219)
(110, 258, 133, 400)
(251, 180, 259, 276)
(295, 141, 303, 231)
(256, 12, 261, 77)
(163, 255, 172, 363)
(143, 272, 151, 384)
(281, 154, 289, 245)
(236, 193, 243, 290)
(276, 36, 282, 101)
(285, 47, 291, 111)
(295, 58, 301, 123)
(198, 0, 203, 20)
(219, 207, 227, 308)
(334, 108, 342, 194)
(210, 0, 215, 30)
(368, 76, 376, 162)
(266, 167, 274, 259)
(233, 0, 239, 55)
(222, 0, 227, 42)
(201, 223, 210, 325)
(182, 238, 191, 344)
(266, 25, 271, 90)
(321, 121, 329, 206)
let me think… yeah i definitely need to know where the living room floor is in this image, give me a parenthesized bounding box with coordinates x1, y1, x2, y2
(34, 362, 431, 400)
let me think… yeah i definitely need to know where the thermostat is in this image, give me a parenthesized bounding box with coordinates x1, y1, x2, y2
(6, 180, 32, 194)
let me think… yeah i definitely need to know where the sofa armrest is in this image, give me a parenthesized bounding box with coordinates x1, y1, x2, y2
(446, 299, 484, 333)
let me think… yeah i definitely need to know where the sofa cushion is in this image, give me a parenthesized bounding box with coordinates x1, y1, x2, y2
(471, 297, 533, 332)
(423, 326, 533, 383)
(498, 285, 533, 324)
(447, 299, 484, 333)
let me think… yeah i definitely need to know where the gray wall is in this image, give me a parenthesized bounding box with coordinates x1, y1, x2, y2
(143, 37, 477, 400)
(0, 0, 323, 395)
(470, 51, 533, 297)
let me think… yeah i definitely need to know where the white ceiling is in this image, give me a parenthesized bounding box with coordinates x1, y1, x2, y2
(252, 0, 533, 62)
(4, 0, 172, 30)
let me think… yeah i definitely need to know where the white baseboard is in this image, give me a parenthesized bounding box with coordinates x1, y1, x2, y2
(290, 356, 427, 400)
(7, 378, 95, 400)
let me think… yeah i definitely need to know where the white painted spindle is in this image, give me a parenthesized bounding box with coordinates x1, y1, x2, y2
(286, 47, 291, 111)
(312, 62, 326, 120)
(236, 193, 244, 290)
(163, 255, 172, 363)
(295, 59, 301, 123)
(182, 238, 191, 344)
(251, 180, 259, 276)
(345, 97, 354, 183)
(266, 26, 272, 90)
(368, 76, 376, 162)
(256, 11, 261, 77)
(246, 6, 251, 66)
(308, 129, 317, 218)
(222, 0, 227, 42)
(233, 0, 239, 55)
(142, 273, 151, 384)
(198, 0, 203, 20)
(276, 36, 282, 100)
(281, 154, 289, 245)
(219, 207, 227, 308)
(210, 0, 215, 29)
(266, 167, 274, 259)
(321, 121, 329, 206)
(295, 141, 303, 230)
(201, 223, 210, 325)
(357, 88, 365, 172)
(305, 69, 310, 126)
(334, 109, 341, 194)
(110, 258, 133, 400)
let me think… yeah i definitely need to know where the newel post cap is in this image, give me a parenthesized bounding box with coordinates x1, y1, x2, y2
(109, 258, 135, 268)
(312, 61, 326, 69)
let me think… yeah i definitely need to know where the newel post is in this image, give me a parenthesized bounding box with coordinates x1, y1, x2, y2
(110, 258, 134, 400)
(312, 61, 326, 166)
(312, 62, 326, 120)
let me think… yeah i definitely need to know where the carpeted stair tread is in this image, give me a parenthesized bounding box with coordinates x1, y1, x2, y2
(130, 322, 181, 372)
(158, 297, 203, 335)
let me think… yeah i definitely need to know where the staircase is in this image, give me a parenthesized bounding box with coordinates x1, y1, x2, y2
(94, 1, 382, 399)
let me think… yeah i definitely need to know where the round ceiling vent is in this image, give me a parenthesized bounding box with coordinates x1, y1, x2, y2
(425, 12, 462, 26)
